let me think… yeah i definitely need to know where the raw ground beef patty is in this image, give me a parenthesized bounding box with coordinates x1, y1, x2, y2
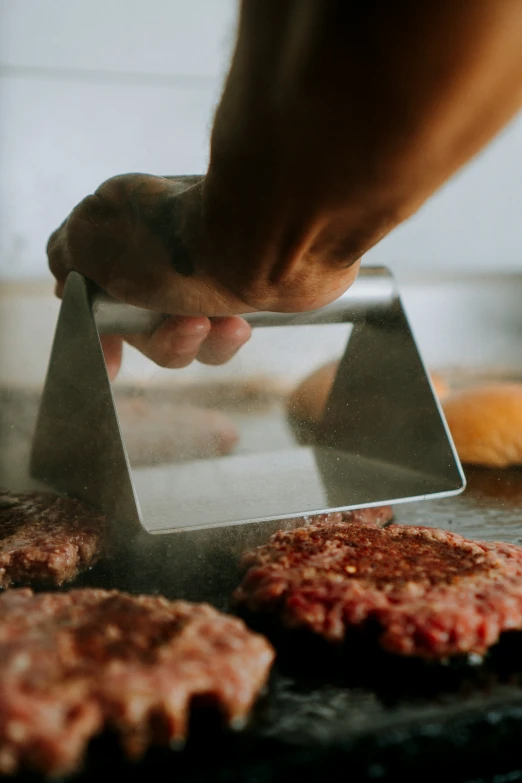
(233, 522, 522, 660)
(0, 490, 106, 588)
(0, 589, 274, 777)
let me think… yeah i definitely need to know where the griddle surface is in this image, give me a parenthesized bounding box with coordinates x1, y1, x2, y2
(2, 386, 522, 781)
(61, 466, 522, 782)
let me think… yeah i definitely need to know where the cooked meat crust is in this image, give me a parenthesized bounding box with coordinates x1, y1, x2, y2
(0, 588, 274, 776)
(234, 522, 522, 660)
(0, 490, 106, 588)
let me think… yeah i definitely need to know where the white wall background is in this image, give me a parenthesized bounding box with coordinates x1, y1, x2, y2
(0, 0, 521, 282)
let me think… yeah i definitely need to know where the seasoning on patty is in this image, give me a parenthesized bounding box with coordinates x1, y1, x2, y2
(234, 522, 522, 660)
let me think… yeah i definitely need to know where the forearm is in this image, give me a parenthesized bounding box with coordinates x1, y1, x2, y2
(202, 0, 522, 309)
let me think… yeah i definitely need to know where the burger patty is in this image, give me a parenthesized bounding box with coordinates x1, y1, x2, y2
(234, 522, 522, 660)
(0, 490, 106, 588)
(0, 588, 274, 777)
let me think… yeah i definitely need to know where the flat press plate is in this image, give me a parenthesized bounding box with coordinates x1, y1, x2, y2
(29, 269, 465, 535)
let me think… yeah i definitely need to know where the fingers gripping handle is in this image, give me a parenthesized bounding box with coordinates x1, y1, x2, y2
(90, 267, 397, 334)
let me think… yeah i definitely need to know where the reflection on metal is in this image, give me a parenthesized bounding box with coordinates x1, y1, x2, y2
(29, 273, 141, 543)
(30, 266, 465, 536)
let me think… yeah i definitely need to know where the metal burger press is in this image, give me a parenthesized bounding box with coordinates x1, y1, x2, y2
(30, 266, 465, 539)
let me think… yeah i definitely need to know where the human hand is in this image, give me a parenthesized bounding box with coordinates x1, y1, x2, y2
(47, 174, 253, 379)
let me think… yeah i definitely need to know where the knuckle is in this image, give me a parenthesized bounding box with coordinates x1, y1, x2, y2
(69, 194, 108, 228)
(94, 173, 165, 203)
(48, 253, 62, 277)
(46, 227, 62, 255)
(94, 175, 132, 202)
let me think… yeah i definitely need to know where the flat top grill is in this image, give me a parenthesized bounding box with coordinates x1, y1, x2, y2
(2, 381, 522, 782)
